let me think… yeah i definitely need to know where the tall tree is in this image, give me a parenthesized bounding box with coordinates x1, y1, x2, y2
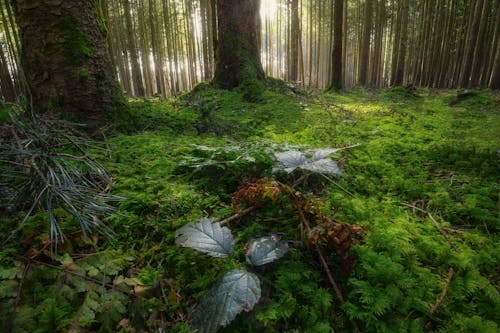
(123, 0, 145, 96)
(357, 0, 373, 85)
(460, 0, 484, 87)
(393, 0, 408, 86)
(371, 0, 385, 86)
(0, 44, 15, 101)
(329, 0, 344, 89)
(213, 0, 265, 88)
(11, 0, 120, 124)
(389, 0, 408, 86)
(489, 39, 500, 89)
(289, 0, 300, 82)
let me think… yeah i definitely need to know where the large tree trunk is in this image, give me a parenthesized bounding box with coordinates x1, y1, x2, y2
(213, 0, 265, 88)
(12, 0, 120, 124)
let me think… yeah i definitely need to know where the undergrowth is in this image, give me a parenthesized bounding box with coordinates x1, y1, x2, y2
(0, 88, 498, 332)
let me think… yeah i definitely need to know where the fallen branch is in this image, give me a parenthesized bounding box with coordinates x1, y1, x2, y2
(430, 268, 454, 314)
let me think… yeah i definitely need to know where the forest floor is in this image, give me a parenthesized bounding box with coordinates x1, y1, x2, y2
(1, 86, 499, 333)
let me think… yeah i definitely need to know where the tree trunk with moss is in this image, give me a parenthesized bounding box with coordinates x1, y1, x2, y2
(12, 0, 120, 124)
(213, 0, 265, 89)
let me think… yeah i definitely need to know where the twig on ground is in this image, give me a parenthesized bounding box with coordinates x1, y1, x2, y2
(321, 174, 356, 197)
(400, 202, 457, 249)
(15, 255, 118, 290)
(219, 205, 258, 225)
(278, 182, 361, 332)
(430, 268, 455, 314)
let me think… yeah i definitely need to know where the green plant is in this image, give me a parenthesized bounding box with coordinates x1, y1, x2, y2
(175, 217, 289, 333)
(0, 108, 119, 246)
(0, 251, 135, 333)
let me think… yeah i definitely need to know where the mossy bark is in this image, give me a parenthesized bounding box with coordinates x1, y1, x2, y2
(213, 0, 265, 89)
(12, 0, 120, 125)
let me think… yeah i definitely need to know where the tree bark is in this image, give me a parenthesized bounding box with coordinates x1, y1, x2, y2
(460, 0, 484, 87)
(123, 0, 145, 96)
(0, 45, 16, 101)
(358, 0, 373, 85)
(289, 0, 299, 82)
(12, 0, 120, 124)
(393, 0, 408, 86)
(371, 0, 384, 86)
(213, 0, 265, 89)
(489, 39, 500, 89)
(470, 0, 490, 87)
(329, 0, 343, 89)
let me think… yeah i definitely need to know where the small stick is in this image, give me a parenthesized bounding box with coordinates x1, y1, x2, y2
(15, 255, 117, 290)
(400, 202, 456, 249)
(279, 183, 361, 332)
(293, 196, 345, 302)
(219, 205, 258, 225)
(430, 268, 454, 314)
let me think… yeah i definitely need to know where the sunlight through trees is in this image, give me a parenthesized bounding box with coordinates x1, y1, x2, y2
(0, 0, 498, 100)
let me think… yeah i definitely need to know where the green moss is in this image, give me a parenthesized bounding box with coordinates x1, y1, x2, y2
(92, 0, 108, 35)
(239, 75, 266, 103)
(3, 88, 499, 332)
(76, 66, 90, 82)
(55, 16, 93, 65)
(0, 103, 11, 123)
(213, 30, 266, 102)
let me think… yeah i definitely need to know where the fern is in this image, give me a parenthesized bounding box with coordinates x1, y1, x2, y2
(0, 250, 135, 333)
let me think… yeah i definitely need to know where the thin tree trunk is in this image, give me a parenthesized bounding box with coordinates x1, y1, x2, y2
(470, 0, 490, 87)
(0, 45, 16, 101)
(330, 0, 343, 89)
(357, 0, 372, 85)
(137, 0, 153, 95)
(123, 0, 145, 96)
(290, 0, 299, 82)
(460, 0, 484, 87)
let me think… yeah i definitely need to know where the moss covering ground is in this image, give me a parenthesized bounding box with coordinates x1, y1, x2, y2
(1, 87, 499, 332)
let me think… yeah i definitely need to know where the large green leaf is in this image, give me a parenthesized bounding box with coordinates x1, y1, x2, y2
(175, 217, 234, 258)
(245, 236, 289, 266)
(190, 269, 261, 333)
